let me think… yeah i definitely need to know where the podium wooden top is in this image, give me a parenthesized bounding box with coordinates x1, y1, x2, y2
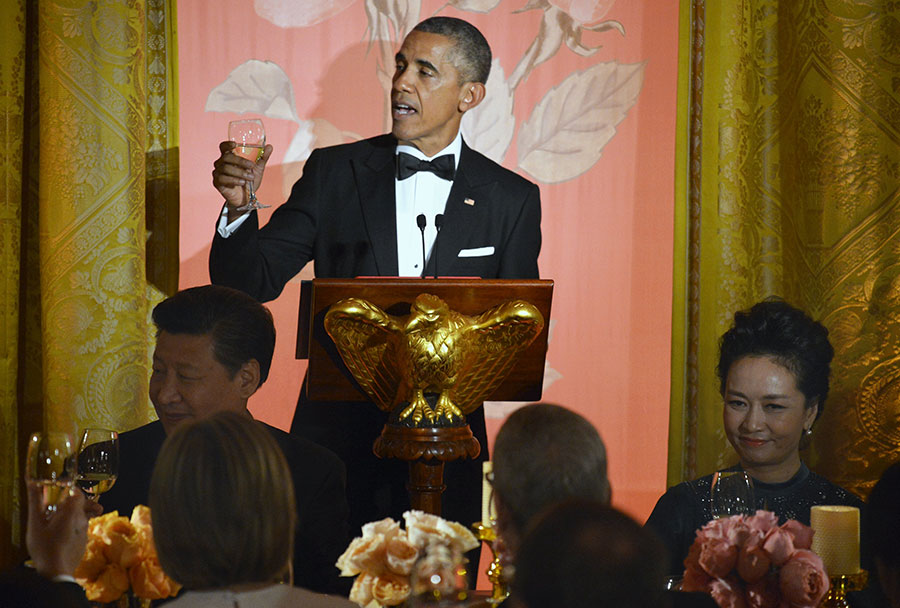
(298, 278, 554, 403)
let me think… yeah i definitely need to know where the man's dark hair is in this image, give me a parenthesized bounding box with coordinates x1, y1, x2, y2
(413, 16, 491, 84)
(492, 403, 610, 537)
(152, 285, 276, 386)
(513, 500, 667, 608)
(868, 461, 900, 567)
(717, 298, 833, 421)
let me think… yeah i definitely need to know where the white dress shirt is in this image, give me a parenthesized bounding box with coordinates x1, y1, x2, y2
(394, 133, 461, 277)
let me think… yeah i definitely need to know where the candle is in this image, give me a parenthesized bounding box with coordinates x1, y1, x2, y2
(482, 461, 495, 525)
(810, 505, 860, 576)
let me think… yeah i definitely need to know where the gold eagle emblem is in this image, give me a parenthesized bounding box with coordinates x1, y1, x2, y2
(323, 293, 545, 427)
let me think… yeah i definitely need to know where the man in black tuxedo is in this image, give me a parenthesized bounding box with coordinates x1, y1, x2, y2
(208, 17, 541, 535)
(100, 285, 350, 594)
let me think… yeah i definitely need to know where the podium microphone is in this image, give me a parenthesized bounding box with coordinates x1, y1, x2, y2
(417, 214, 427, 278)
(433, 214, 444, 279)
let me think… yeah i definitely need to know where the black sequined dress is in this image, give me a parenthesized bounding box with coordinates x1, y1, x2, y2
(644, 463, 865, 574)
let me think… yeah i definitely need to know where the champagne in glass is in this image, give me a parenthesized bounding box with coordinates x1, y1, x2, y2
(76, 428, 119, 501)
(26, 432, 76, 513)
(711, 470, 755, 518)
(228, 118, 269, 211)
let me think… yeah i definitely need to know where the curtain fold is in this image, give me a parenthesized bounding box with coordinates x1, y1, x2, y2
(671, 0, 900, 496)
(0, 0, 28, 566)
(1, 0, 178, 566)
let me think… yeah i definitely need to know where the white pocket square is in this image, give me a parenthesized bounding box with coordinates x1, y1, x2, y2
(458, 246, 494, 258)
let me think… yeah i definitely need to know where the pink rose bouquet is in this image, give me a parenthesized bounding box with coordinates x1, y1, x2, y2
(681, 511, 829, 608)
(336, 510, 479, 608)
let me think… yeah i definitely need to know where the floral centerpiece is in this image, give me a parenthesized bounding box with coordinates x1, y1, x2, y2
(681, 510, 830, 608)
(336, 510, 480, 608)
(75, 505, 181, 605)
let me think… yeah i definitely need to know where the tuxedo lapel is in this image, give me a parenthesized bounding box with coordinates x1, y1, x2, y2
(428, 142, 497, 277)
(353, 138, 399, 276)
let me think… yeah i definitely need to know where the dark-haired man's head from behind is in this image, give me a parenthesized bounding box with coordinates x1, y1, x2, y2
(513, 499, 666, 608)
(868, 461, 900, 608)
(149, 285, 276, 435)
(492, 403, 610, 556)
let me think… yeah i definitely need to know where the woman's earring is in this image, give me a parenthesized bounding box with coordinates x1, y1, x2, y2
(804, 428, 812, 436)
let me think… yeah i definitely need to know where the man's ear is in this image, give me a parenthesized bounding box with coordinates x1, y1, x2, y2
(459, 82, 486, 113)
(237, 359, 261, 398)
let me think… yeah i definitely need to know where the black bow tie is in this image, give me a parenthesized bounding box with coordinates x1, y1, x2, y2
(396, 152, 456, 181)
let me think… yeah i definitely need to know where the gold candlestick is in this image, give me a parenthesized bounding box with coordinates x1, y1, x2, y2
(820, 570, 867, 608)
(472, 522, 508, 605)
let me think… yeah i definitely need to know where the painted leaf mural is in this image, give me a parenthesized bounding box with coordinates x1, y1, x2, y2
(254, 0, 358, 27)
(517, 60, 645, 183)
(205, 60, 300, 123)
(461, 60, 516, 164)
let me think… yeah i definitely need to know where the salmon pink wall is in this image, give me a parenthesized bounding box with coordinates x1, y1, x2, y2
(176, 0, 678, 524)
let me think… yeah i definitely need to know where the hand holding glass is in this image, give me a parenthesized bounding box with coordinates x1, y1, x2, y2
(228, 118, 269, 211)
(711, 470, 755, 518)
(26, 432, 77, 514)
(76, 428, 119, 501)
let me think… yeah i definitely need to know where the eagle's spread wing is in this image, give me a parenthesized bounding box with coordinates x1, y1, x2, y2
(449, 300, 545, 415)
(323, 298, 402, 411)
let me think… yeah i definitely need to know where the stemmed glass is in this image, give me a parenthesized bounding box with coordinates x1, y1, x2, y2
(711, 470, 755, 518)
(228, 118, 269, 211)
(25, 432, 77, 514)
(76, 428, 119, 501)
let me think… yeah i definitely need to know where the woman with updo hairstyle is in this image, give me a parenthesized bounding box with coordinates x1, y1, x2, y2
(645, 299, 864, 575)
(149, 411, 354, 607)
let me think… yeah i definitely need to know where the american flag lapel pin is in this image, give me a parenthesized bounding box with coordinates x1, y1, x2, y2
(464, 197, 475, 206)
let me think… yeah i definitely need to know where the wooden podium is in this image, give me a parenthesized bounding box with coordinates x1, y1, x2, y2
(297, 277, 553, 514)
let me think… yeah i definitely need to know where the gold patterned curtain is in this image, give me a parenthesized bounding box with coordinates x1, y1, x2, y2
(670, 0, 900, 496)
(0, 0, 178, 566)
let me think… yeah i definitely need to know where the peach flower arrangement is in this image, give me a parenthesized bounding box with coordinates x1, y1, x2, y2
(681, 510, 830, 608)
(336, 510, 479, 608)
(75, 505, 181, 604)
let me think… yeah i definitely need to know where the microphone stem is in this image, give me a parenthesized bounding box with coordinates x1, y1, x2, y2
(421, 230, 427, 279)
(434, 214, 443, 280)
(417, 213, 427, 279)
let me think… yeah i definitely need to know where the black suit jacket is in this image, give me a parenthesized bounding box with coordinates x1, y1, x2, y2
(207, 133, 541, 538)
(0, 568, 89, 608)
(100, 421, 350, 595)
(209, 134, 541, 294)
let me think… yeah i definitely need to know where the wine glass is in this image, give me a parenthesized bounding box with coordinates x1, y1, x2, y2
(228, 118, 269, 211)
(26, 432, 77, 514)
(76, 428, 119, 501)
(711, 470, 755, 518)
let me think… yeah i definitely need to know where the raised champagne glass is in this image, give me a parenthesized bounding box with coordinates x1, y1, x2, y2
(228, 118, 269, 211)
(26, 432, 77, 514)
(76, 428, 119, 501)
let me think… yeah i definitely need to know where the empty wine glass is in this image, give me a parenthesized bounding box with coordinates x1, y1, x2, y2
(228, 118, 269, 211)
(76, 428, 119, 501)
(710, 470, 755, 518)
(26, 432, 76, 514)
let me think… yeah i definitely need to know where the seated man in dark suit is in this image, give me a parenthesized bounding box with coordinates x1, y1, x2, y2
(491, 403, 612, 559)
(493, 403, 715, 608)
(100, 284, 350, 594)
(512, 500, 668, 608)
(867, 461, 900, 608)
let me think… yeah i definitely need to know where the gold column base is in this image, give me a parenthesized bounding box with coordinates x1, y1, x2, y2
(472, 522, 509, 605)
(820, 570, 867, 608)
